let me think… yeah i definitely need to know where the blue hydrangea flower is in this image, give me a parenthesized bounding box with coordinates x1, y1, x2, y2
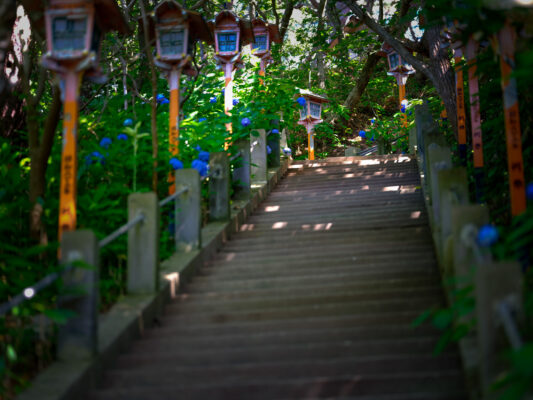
(241, 117, 251, 127)
(209, 96, 217, 104)
(169, 157, 184, 170)
(86, 151, 105, 166)
(527, 182, 533, 200)
(123, 118, 133, 127)
(198, 118, 207, 122)
(267, 145, 272, 155)
(477, 224, 499, 247)
(156, 94, 167, 104)
(359, 130, 366, 138)
(99, 137, 112, 149)
(233, 98, 239, 106)
(221, 88, 225, 95)
(191, 159, 208, 177)
(194, 145, 202, 151)
(160, 98, 170, 105)
(370, 136, 375, 142)
(283, 147, 292, 155)
(370, 118, 375, 124)
(296, 97, 306, 107)
(271, 128, 279, 135)
(117, 133, 128, 141)
(401, 106, 406, 113)
(198, 151, 210, 163)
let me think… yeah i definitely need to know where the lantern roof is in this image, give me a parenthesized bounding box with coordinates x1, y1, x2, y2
(297, 89, 329, 104)
(21, 0, 131, 36)
(153, 0, 213, 44)
(252, 18, 282, 44)
(209, 11, 255, 46)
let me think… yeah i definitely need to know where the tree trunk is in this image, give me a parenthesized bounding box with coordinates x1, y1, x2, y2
(343, 52, 381, 110)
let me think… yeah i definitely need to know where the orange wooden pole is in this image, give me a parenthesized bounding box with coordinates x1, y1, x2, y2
(259, 58, 266, 86)
(307, 123, 315, 160)
(168, 67, 181, 195)
(454, 49, 467, 164)
(58, 69, 83, 240)
(498, 22, 526, 216)
(398, 82, 408, 127)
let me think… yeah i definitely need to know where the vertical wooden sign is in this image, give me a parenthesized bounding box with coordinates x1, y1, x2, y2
(454, 47, 467, 164)
(168, 67, 181, 194)
(497, 22, 526, 216)
(58, 70, 83, 239)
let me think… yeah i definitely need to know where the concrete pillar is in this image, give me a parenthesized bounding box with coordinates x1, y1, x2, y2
(437, 167, 469, 260)
(476, 261, 523, 398)
(428, 143, 452, 221)
(209, 152, 230, 221)
(345, 146, 357, 156)
(415, 102, 442, 187)
(128, 192, 159, 294)
(251, 129, 267, 184)
(232, 136, 251, 199)
(175, 169, 201, 252)
(58, 230, 99, 361)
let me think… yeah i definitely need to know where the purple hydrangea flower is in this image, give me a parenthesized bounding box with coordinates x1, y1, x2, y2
(267, 145, 272, 155)
(192, 159, 208, 177)
(209, 96, 217, 104)
(99, 137, 112, 149)
(241, 117, 251, 127)
(156, 94, 166, 103)
(86, 151, 105, 166)
(169, 157, 184, 170)
(283, 147, 291, 155)
(160, 98, 170, 105)
(123, 118, 133, 127)
(359, 130, 366, 138)
(401, 106, 406, 113)
(271, 128, 279, 135)
(198, 151, 210, 163)
(233, 98, 239, 106)
(117, 133, 128, 141)
(477, 225, 499, 247)
(198, 118, 207, 122)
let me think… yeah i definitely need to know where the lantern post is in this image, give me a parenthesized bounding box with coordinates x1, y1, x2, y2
(148, 0, 212, 194)
(40, 0, 129, 240)
(296, 90, 328, 161)
(383, 44, 414, 128)
(210, 6, 254, 138)
(251, 18, 281, 84)
(452, 44, 468, 165)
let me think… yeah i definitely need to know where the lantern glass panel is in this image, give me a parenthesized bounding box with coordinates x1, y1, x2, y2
(160, 28, 185, 56)
(52, 16, 87, 52)
(252, 34, 267, 51)
(299, 106, 306, 119)
(310, 102, 321, 118)
(217, 32, 237, 52)
(388, 52, 399, 69)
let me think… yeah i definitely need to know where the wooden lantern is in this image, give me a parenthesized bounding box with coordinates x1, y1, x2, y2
(297, 90, 328, 124)
(210, 10, 254, 64)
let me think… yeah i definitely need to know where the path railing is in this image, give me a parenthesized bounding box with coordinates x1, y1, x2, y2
(412, 103, 525, 399)
(1, 128, 282, 363)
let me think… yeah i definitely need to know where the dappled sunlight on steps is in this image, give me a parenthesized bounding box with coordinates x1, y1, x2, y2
(89, 155, 467, 400)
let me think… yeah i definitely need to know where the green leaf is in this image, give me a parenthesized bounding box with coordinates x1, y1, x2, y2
(6, 345, 17, 362)
(44, 309, 77, 324)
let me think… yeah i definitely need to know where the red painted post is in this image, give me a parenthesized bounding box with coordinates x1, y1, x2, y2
(465, 37, 484, 202)
(497, 22, 526, 216)
(454, 47, 468, 164)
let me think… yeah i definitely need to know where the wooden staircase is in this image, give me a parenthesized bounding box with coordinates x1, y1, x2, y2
(89, 155, 467, 400)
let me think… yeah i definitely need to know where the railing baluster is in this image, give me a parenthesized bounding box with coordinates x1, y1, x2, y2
(175, 169, 201, 251)
(209, 152, 230, 221)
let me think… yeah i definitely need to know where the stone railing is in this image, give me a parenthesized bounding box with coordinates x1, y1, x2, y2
(412, 103, 526, 400)
(15, 128, 290, 400)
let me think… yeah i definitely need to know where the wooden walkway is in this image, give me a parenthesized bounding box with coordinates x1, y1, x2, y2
(90, 155, 467, 400)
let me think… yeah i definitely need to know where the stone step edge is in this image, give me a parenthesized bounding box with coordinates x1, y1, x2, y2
(16, 160, 292, 400)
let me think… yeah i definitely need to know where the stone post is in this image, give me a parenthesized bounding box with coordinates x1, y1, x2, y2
(428, 143, 452, 221)
(345, 146, 357, 156)
(476, 261, 523, 399)
(251, 129, 267, 184)
(232, 137, 251, 199)
(175, 169, 201, 252)
(267, 123, 281, 168)
(209, 152, 230, 221)
(128, 192, 159, 294)
(58, 230, 99, 361)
